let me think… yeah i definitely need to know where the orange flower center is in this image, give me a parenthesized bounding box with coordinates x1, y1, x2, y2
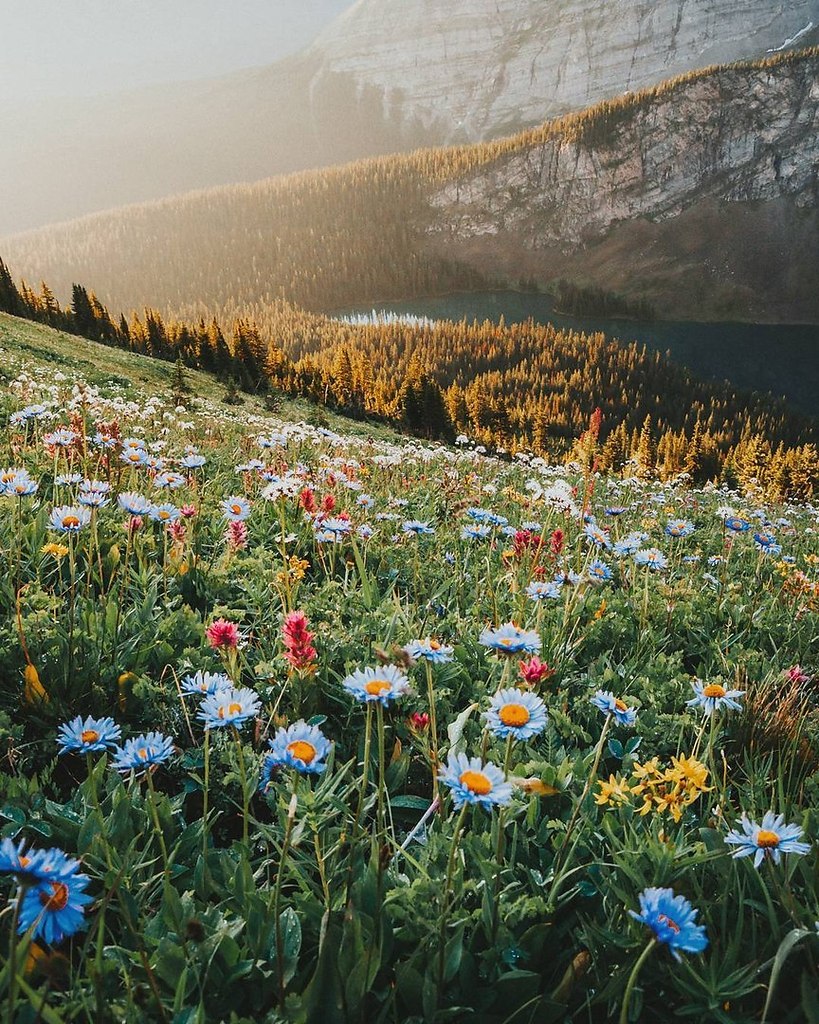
(159, 511, 170, 520)
(614, 699, 627, 712)
(19, 856, 30, 868)
(499, 703, 530, 727)
(137, 747, 149, 760)
(40, 882, 69, 911)
(756, 829, 781, 849)
(702, 684, 726, 698)
(218, 702, 244, 718)
(81, 729, 100, 744)
(657, 913, 680, 934)
(287, 740, 316, 764)
(128, 452, 141, 462)
(364, 679, 391, 696)
(62, 515, 80, 528)
(429, 640, 441, 650)
(460, 770, 492, 795)
(231, 504, 242, 514)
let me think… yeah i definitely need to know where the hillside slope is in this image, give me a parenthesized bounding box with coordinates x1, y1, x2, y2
(3, 0, 817, 234)
(4, 50, 818, 324)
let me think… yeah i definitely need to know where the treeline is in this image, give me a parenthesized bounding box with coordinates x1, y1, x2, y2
(3, 258, 819, 499)
(4, 48, 817, 326)
(552, 280, 656, 319)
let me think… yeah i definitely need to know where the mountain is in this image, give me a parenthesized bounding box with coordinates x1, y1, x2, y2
(2, 0, 818, 234)
(3, 49, 818, 325)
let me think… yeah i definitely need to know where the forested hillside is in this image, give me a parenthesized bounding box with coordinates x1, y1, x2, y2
(3, 48, 818, 324)
(2, 258, 818, 498)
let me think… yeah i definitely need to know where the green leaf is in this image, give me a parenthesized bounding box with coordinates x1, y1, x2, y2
(762, 928, 812, 1023)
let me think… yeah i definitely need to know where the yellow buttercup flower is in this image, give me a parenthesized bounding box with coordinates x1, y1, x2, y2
(595, 774, 634, 808)
(41, 542, 69, 558)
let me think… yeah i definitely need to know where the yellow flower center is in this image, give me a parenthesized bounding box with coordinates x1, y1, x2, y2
(614, 699, 627, 712)
(218, 702, 243, 718)
(40, 882, 69, 912)
(364, 679, 391, 696)
(62, 515, 80, 528)
(128, 452, 141, 462)
(460, 770, 493, 795)
(499, 703, 530, 727)
(137, 747, 149, 760)
(657, 913, 680, 934)
(498, 637, 514, 646)
(159, 510, 170, 520)
(287, 740, 316, 764)
(81, 729, 100, 744)
(756, 829, 781, 849)
(430, 640, 441, 650)
(702, 684, 726, 698)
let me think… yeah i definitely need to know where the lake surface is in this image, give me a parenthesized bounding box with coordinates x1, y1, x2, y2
(342, 292, 819, 417)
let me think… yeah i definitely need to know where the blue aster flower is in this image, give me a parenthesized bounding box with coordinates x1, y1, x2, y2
(591, 690, 637, 727)
(315, 517, 351, 538)
(55, 473, 83, 487)
(485, 688, 547, 741)
(180, 670, 232, 696)
(479, 622, 542, 655)
(149, 502, 181, 524)
(17, 870, 93, 945)
(78, 489, 109, 508)
(198, 688, 261, 730)
(686, 680, 744, 716)
(526, 581, 562, 601)
(0, 839, 78, 884)
(121, 446, 149, 467)
(222, 496, 251, 521)
(153, 471, 186, 490)
(117, 491, 151, 515)
(588, 559, 612, 582)
(629, 887, 708, 960)
(634, 548, 667, 570)
(753, 532, 781, 554)
(614, 535, 642, 557)
(404, 638, 454, 663)
(111, 732, 175, 774)
(2, 470, 38, 497)
(262, 720, 332, 781)
(584, 523, 612, 550)
(461, 524, 492, 541)
(665, 519, 695, 538)
(402, 520, 435, 535)
(438, 752, 513, 810)
(725, 811, 811, 867)
(467, 507, 492, 522)
(604, 506, 627, 516)
(57, 716, 121, 755)
(342, 664, 411, 705)
(724, 516, 751, 533)
(48, 505, 92, 533)
(180, 454, 206, 469)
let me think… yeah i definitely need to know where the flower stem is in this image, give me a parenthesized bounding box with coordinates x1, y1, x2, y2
(437, 804, 468, 1006)
(619, 938, 656, 1024)
(425, 661, 439, 799)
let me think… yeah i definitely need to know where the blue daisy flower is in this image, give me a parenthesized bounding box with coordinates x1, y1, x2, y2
(404, 639, 455, 663)
(634, 548, 667, 570)
(117, 491, 151, 515)
(111, 732, 175, 774)
(485, 688, 547, 741)
(588, 559, 612, 583)
(48, 505, 92, 533)
(591, 690, 637, 727)
(685, 680, 744, 716)
(724, 516, 751, 533)
(629, 887, 708, 960)
(180, 454, 206, 469)
(584, 523, 612, 550)
(753, 532, 781, 554)
(78, 490, 109, 508)
(526, 581, 563, 601)
(402, 520, 435, 535)
(438, 752, 513, 810)
(198, 688, 261, 730)
(725, 811, 811, 867)
(3, 470, 38, 497)
(18, 870, 93, 945)
(57, 716, 121, 755)
(665, 519, 695, 538)
(180, 670, 232, 696)
(149, 503, 181, 524)
(461, 524, 492, 541)
(342, 664, 411, 705)
(222, 496, 251, 521)
(479, 623, 542, 655)
(613, 535, 642, 557)
(263, 720, 332, 781)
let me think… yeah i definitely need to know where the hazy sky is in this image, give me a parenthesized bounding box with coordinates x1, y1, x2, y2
(0, 0, 351, 105)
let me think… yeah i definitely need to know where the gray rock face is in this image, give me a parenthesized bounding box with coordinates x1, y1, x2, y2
(310, 0, 819, 141)
(422, 55, 819, 320)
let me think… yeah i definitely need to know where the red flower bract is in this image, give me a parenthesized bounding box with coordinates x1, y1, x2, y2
(282, 610, 317, 670)
(207, 618, 239, 650)
(519, 656, 555, 687)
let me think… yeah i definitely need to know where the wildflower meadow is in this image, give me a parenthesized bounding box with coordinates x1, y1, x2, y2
(1, 354, 818, 1023)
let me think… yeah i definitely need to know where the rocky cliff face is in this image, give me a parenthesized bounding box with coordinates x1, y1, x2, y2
(420, 53, 819, 321)
(311, 0, 819, 141)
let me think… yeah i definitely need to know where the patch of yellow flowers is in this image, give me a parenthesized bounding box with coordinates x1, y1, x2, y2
(596, 754, 710, 822)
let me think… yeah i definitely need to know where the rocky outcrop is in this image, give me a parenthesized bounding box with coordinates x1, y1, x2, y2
(422, 52, 819, 320)
(310, 0, 819, 141)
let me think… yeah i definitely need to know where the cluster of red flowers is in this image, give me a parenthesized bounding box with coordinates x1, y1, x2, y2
(282, 610, 317, 671)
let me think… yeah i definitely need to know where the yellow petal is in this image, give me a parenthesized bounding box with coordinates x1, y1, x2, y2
(24, 664, 49, 704)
